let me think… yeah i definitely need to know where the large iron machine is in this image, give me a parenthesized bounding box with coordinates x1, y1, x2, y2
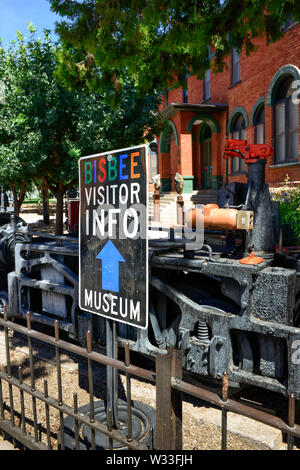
(1, 140, 300, 399)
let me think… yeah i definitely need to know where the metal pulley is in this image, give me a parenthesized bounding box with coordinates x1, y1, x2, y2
(0, 215, 30, 269)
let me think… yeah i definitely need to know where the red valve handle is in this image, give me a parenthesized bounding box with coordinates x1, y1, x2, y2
(224, 139, 273, 163)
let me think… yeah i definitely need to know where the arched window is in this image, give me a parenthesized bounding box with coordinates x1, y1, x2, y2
(231, 114, 246, 173)
(149, 142, 158, 180)
(275, 77, 299, 163)
(254, 105, 265, 144)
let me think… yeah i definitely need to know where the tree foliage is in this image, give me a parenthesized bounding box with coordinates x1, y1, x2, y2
(49, 0, 300, 95)
(0, 28, 160, 233)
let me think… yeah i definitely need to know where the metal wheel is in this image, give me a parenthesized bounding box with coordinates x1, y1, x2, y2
(61, 399, 156, 450)
(0, 291, 8, 316)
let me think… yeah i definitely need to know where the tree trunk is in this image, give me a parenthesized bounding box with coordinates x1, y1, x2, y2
(42, 186, 50, 225)
(55, 189, 65, 235)
(12, 183, 27, 217)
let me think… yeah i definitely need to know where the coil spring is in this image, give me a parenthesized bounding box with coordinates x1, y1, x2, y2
(197, 321, 210, 343)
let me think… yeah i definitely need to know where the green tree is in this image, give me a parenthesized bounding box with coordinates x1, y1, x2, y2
(49, 0, 300, 95)
(0, 28, 160, 234)
(0, 33, 38, 215)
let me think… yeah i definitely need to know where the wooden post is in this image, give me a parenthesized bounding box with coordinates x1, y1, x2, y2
(156, 348, 182, 450)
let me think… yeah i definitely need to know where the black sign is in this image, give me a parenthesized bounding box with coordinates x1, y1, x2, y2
(79, 145, 148, 329)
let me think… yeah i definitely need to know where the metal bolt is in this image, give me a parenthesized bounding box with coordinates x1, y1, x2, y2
(107, 154, 113, 161)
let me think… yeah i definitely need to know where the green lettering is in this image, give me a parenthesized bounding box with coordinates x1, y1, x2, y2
(85, 162, 93, 184)
(108, 157, 118, 181)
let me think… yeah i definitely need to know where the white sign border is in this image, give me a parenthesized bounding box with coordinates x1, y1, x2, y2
(78, 143, 149, 330)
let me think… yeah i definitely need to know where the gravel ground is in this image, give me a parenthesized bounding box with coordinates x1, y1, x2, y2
(0, 331, 270, 451)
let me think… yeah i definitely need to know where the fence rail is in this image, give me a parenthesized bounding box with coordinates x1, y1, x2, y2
(0, 309, 298, 450)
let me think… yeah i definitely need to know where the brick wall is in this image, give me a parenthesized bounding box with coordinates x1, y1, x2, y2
(158, 23, 300, 189)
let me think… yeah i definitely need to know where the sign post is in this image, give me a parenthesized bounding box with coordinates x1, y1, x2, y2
(79, 144, 148, 435)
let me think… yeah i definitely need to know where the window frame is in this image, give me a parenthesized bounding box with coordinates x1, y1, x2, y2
(274, 80, 299, 164)
(254, 105, 265, 144)
(182, 74, 188, 103)
(230, 114, 247, 174)
(203, 69, 211, 102)
(149, 142, 159, 180)
(230, 47, 241, 86)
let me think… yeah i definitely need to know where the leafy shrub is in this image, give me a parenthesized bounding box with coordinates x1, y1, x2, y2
(271, 175, 300, 245)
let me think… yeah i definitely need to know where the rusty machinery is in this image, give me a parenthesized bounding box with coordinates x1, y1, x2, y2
(1, 139, 300, 400)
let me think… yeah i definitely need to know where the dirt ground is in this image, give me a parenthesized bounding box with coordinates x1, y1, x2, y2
(20, 203, 65, 234)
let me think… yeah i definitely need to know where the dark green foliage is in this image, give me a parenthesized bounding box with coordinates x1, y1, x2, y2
(49, 0, 300, 95)
(0, 27, 160, 232)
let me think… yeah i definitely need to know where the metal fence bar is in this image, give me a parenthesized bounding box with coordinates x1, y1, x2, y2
(4, 307, 15, 431)
(124, 342, 133, 443)
(0, 317, 155, 383)
(73, 393, 80, 450)
(0, 313, 299, 451)
(156, 349, 182, 450)
(221, 371, 228, 450)
(107, 408, 114, 450)
(0, 376, 4, 420)
(18, 367, 26, 436)
(54, 320, 65, 450)
(171, 377, 300, 440)
(287, 393, 295, 450)
(0, 416, 47, 450)
(26, 311, 39, 443)
(87, 330, 96, 450)
(0, 369, 149, 450)
(43, 379, 52, 449)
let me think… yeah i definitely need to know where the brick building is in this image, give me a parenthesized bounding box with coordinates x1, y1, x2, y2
(151, 19, 300, 200)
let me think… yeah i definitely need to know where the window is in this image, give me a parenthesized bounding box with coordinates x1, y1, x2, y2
(254, 105, 265, 144)
(230, 48, 240, 85)
(231, 114, 246, 173)
(182, 88, 188, 103)
(149, 142, 158, 179)
(275, 77, 299, 163)
(283, 16, 297, 32)
(203, 69, 210, 101)
(182, 72, 188, 103)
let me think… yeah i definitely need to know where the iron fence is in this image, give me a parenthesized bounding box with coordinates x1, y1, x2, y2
(0, 309, 299, 451)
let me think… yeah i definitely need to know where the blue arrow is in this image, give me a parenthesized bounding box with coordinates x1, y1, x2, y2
(96, 240, 125, 293)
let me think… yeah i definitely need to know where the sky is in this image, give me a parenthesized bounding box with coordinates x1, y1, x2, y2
(0, 0, 61, 47)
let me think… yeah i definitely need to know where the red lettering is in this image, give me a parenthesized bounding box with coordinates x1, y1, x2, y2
(98, 158, 107, 182)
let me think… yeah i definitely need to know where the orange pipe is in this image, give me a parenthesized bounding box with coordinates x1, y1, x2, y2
(186, 204, 238, 231)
